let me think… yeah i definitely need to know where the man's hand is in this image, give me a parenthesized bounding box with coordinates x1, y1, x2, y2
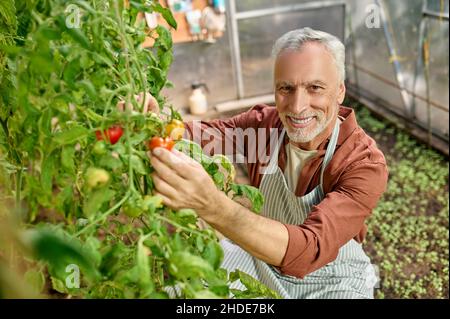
(117, 92, 159, 114)
(150, 147, 289, 267)
(150, 147, 220, 217)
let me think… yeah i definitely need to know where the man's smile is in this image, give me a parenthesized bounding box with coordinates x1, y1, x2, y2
(287, 115, 317, 129)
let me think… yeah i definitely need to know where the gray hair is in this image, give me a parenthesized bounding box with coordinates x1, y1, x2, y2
(272, 27, 346, 83)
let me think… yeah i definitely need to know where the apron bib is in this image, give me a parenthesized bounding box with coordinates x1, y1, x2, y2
(220, 122, 374, 299)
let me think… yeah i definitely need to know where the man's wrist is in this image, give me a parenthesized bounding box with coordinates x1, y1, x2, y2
(198, 189, 230, 226)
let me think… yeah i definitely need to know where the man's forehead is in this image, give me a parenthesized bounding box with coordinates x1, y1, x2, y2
(273, 43, 338, 83)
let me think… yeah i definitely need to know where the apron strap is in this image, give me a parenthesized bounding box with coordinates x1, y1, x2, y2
(261, 128, 286, 175)
(320, 120, 340, 186)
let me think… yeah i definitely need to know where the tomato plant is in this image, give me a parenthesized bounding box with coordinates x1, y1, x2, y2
(0, 0, 276, 299)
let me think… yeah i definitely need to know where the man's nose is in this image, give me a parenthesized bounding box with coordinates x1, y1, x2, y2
(290, 88, 310, 114)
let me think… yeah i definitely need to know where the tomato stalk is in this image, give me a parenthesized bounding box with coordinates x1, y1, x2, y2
(75, 191, 131, 237)
(153, 213, 211, 240)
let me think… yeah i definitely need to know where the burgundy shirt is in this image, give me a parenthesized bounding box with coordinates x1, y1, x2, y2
(184, 104, 388, 278)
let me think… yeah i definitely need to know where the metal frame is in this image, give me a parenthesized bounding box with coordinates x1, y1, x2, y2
(225, 0, 346, 101)
(423, 8, 449, 20)
(376, 0, 415, 117)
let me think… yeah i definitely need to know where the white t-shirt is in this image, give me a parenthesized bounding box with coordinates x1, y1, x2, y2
(284, 143, 318, 192)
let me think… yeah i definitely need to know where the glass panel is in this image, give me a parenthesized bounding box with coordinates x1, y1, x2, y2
(426, 0, 449, 14)
(162, 29, 237, 110)
(345, 0, 405, 114)
(236, 0, 319, 13)
(413, 18, 449, 136)
(238, 5, 345, 97)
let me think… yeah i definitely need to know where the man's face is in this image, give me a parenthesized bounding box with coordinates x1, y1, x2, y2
(274, 42, 345, 148)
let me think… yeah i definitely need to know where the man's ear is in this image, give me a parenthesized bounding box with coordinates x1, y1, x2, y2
(337, 82, 346, 104)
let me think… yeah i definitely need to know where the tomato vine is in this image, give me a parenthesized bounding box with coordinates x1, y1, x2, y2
(0, 0, 277, 299)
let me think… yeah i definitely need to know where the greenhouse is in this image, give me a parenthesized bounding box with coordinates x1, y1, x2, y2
(0, 0, 448, 301)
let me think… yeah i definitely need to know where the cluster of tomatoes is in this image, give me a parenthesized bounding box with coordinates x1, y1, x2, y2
(86, 119, 185, 200)
(94, 119, 185, 151)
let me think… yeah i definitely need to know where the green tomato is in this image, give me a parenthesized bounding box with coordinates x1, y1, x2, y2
(123, 198, 143, 218)
(92, 141, 108, 155)
(85, 167, 110, 189)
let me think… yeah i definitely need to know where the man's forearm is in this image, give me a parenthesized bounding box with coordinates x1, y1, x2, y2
(201, 191, 289, 267)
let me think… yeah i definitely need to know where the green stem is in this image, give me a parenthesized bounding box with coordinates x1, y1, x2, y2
(15, 168, 22, 215)
(154, 214, 210, 239)
(75, 192, 130, 237)
(0, 118, 22, 165)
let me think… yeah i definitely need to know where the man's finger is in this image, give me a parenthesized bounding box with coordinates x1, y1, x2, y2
(151, 155, 187, 187)
(152, 173, 178, 199)
(152, 148, 193, 179)
(171, 149, 201, 167)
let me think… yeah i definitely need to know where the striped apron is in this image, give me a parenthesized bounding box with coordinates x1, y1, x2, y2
(220, 122, 375, 299)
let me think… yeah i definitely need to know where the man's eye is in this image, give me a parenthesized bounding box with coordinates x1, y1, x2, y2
(310, 85, 323, 91)
(278, 86, 291, 93)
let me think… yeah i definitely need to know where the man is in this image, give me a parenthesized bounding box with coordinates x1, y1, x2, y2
(149, 28, 388, 299)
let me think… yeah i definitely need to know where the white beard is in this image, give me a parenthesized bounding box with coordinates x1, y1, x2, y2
(280, 108, 336, 143)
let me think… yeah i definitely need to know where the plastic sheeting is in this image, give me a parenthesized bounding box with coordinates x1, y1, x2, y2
(163, 0, 448, 151)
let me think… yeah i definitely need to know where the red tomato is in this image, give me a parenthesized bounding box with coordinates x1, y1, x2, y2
(95, 125, 123, 145)
(148, 136, 175, 151)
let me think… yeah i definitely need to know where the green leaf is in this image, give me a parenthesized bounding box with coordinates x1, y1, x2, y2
(23, 228, 99, 283)
(169, 251, 214, 280)
(0, 0, 17, 33)
(83, 237, 102, 268)
(61, 146, 75, 173)
(230, 183, 264, 213)
(56, 15, 91, 50)
(51, 277, 67, 294)
(136, 235, 153, 297)
(174, 139, 204, 163)
(24, 270, 45, 293)
(159, 50, 172, 71)
(39, 25, 61, 40)
(99, 242, 130, 278)
(202, 241, 224, 270)
(128, 132, 147, 146)
(98, 154, 123, 171)
(155, 25, 172, 50)
(151, 3, 177, 29)
(77, 79, 97, 101)
(130, 154, 147, 175)
(53, 126, 89, 145)
(41, 152, 57, 194)
(196, 236, 205, 253)
(213, 171, 225, 189)
(63, 58, 81, 85)
(229, 270, 281, 299)
(83, 108, 106, 123)
(83, 188, 115, 218)
(38, 108, 52, 137)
